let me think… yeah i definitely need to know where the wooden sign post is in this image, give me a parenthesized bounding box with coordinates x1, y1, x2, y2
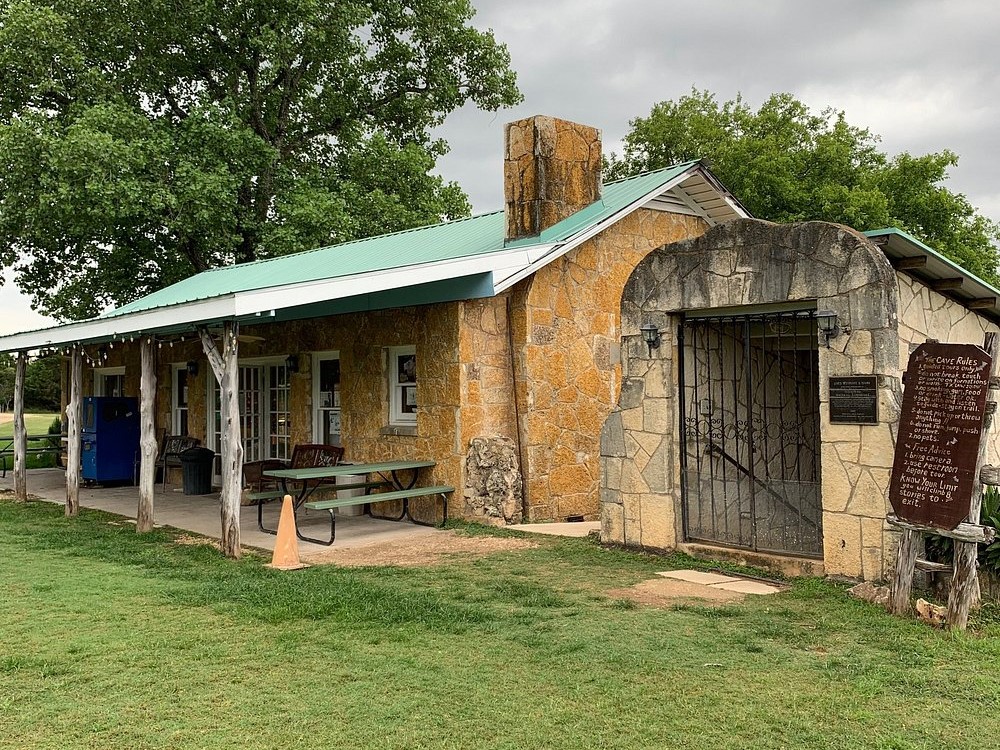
(888, 335, 998, 630)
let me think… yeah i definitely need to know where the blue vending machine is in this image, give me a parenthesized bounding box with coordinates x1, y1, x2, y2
(81, 397, 141, 483)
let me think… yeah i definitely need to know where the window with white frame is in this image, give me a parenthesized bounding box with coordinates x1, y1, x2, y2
(313, 352, 342, 445)
(172, 365, 189, 435)
(93, 367, 125, 397)
(388, 346, 417, 426)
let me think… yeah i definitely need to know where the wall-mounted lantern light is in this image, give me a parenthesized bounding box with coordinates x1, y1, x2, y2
(815, 310, 841, 348)
(285, 354, 299, 374)
(186, 360, 199, 377)
(639, 323, 661, 357)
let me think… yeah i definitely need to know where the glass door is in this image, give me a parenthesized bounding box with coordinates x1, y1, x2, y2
(267, 363, 291, 461)
(240, 366, 264, 463)
(209, 362, 291, 480)
(211, 365, 265, 479)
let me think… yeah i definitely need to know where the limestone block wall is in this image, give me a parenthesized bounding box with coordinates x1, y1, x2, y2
(896, 272, 1000, 470)
(515, 209, 707, 521)
(602, 219, 903, 580)
(458, 295, 522, 523)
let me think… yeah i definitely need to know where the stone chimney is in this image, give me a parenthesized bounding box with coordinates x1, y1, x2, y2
(504, 115, 602, 242)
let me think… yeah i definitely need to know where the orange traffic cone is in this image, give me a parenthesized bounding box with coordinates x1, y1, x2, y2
(267, 495, 309, 570)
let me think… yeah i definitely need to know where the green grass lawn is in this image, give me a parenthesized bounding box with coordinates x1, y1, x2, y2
(0, 412, 60, 438)
(0, 413, 62, 471)
(1, 497, 999, 749)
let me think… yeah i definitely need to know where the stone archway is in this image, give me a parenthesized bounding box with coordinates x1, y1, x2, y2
(600, 219, 902, 578)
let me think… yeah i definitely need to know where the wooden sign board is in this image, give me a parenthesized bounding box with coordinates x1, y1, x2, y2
(829, 376, 878, 424)
(888, 342, 992, 529)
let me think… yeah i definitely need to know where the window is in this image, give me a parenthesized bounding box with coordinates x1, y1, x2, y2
(93, 367, 125, 397)
(313, 352, 342, 446)
(388, 346, 417, 425)
(172, 365, 189, 435)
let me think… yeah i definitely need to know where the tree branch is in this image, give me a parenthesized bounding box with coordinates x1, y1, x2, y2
(161, 89, 189, 121)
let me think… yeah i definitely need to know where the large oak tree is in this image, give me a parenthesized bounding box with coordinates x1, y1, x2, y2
(607, 90, 1000, 283)
(0, 0, 520, 320)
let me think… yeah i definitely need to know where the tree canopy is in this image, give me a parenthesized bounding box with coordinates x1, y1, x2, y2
(0, 0, 520, 320)
(0, 352, 59, 411)
(23, 352, 60, 411)
(607, 90, 1000, 284)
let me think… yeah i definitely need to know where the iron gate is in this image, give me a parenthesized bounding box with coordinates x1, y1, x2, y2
(678, 310, 823, 557)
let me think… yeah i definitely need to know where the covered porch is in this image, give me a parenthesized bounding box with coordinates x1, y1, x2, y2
(0, 231, 519, 557)
(0, 467, 440, 557)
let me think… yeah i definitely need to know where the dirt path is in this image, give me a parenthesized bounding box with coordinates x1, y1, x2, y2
(0, 413, 12, 426)
(301, 530, 539, 567)
(606, 578, 750, 607)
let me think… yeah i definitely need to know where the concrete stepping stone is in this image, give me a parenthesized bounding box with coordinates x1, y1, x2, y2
(656, 569, 740, 585)
(709, 580, 783, 595)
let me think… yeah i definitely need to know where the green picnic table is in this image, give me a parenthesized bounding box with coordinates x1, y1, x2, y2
(260, 460, 451, 545)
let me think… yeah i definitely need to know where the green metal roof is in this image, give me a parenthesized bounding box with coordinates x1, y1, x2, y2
(106, 162, 701, 318)
(864, 227, 1000, 324)
(107, 210, 506, 317)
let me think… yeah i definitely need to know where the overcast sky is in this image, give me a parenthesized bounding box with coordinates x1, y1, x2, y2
(2, 0, 997, 335)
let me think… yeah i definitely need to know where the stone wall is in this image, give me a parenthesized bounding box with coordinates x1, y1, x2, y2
(465, 437, 523, 524)
(458, 296, 523, 522)
(516, 209, 707, 521)
(602, 219, 903, 580)
(896, 272, 1000, 469)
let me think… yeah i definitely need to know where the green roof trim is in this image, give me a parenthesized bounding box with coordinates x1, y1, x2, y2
(106, 162, 702, 318)
(269, 273, 495, 323)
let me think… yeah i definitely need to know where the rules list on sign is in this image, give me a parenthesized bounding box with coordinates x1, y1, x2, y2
(888, 342, 992, 529)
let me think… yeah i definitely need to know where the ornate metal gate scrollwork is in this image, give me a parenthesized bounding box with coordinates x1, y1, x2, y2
(678, 310, 823, 557)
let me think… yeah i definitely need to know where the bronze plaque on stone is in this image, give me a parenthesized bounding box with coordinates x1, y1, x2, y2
(888, 342, 992, 529)
(829, 376, 878, 424)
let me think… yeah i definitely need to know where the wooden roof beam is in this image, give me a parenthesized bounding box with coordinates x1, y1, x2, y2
(891, 256, 927, 270)
(969, 298, 997, 310)
(932, 277, 965, 291)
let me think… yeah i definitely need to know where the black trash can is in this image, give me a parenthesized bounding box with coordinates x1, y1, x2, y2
(180, 447, 215, 495)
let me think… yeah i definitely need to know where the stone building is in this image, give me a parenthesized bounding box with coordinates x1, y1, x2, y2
(0, 116, 745, 525)
(6, 113, 993, 581)
(601, 219, 1000, 580)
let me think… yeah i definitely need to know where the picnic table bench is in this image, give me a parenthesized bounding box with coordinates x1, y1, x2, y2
(243, 443, 347, 505)
(0, 434, 65, 478)
(260, 460, 452, 545)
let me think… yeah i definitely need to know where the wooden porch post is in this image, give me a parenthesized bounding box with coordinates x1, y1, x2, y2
(12, 351, 27, 502)
(65, 347, 82, 516)
(947, 332, 998, 629)
(136, 337, 157, 532)
(199, 322, 243, 558)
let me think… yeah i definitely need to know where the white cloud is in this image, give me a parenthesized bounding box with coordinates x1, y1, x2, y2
(436, 0, 1000, 227)
(0, 285, 56, 337)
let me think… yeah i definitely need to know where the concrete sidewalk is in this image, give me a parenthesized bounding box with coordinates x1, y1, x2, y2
(0, 468, 439, 555)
